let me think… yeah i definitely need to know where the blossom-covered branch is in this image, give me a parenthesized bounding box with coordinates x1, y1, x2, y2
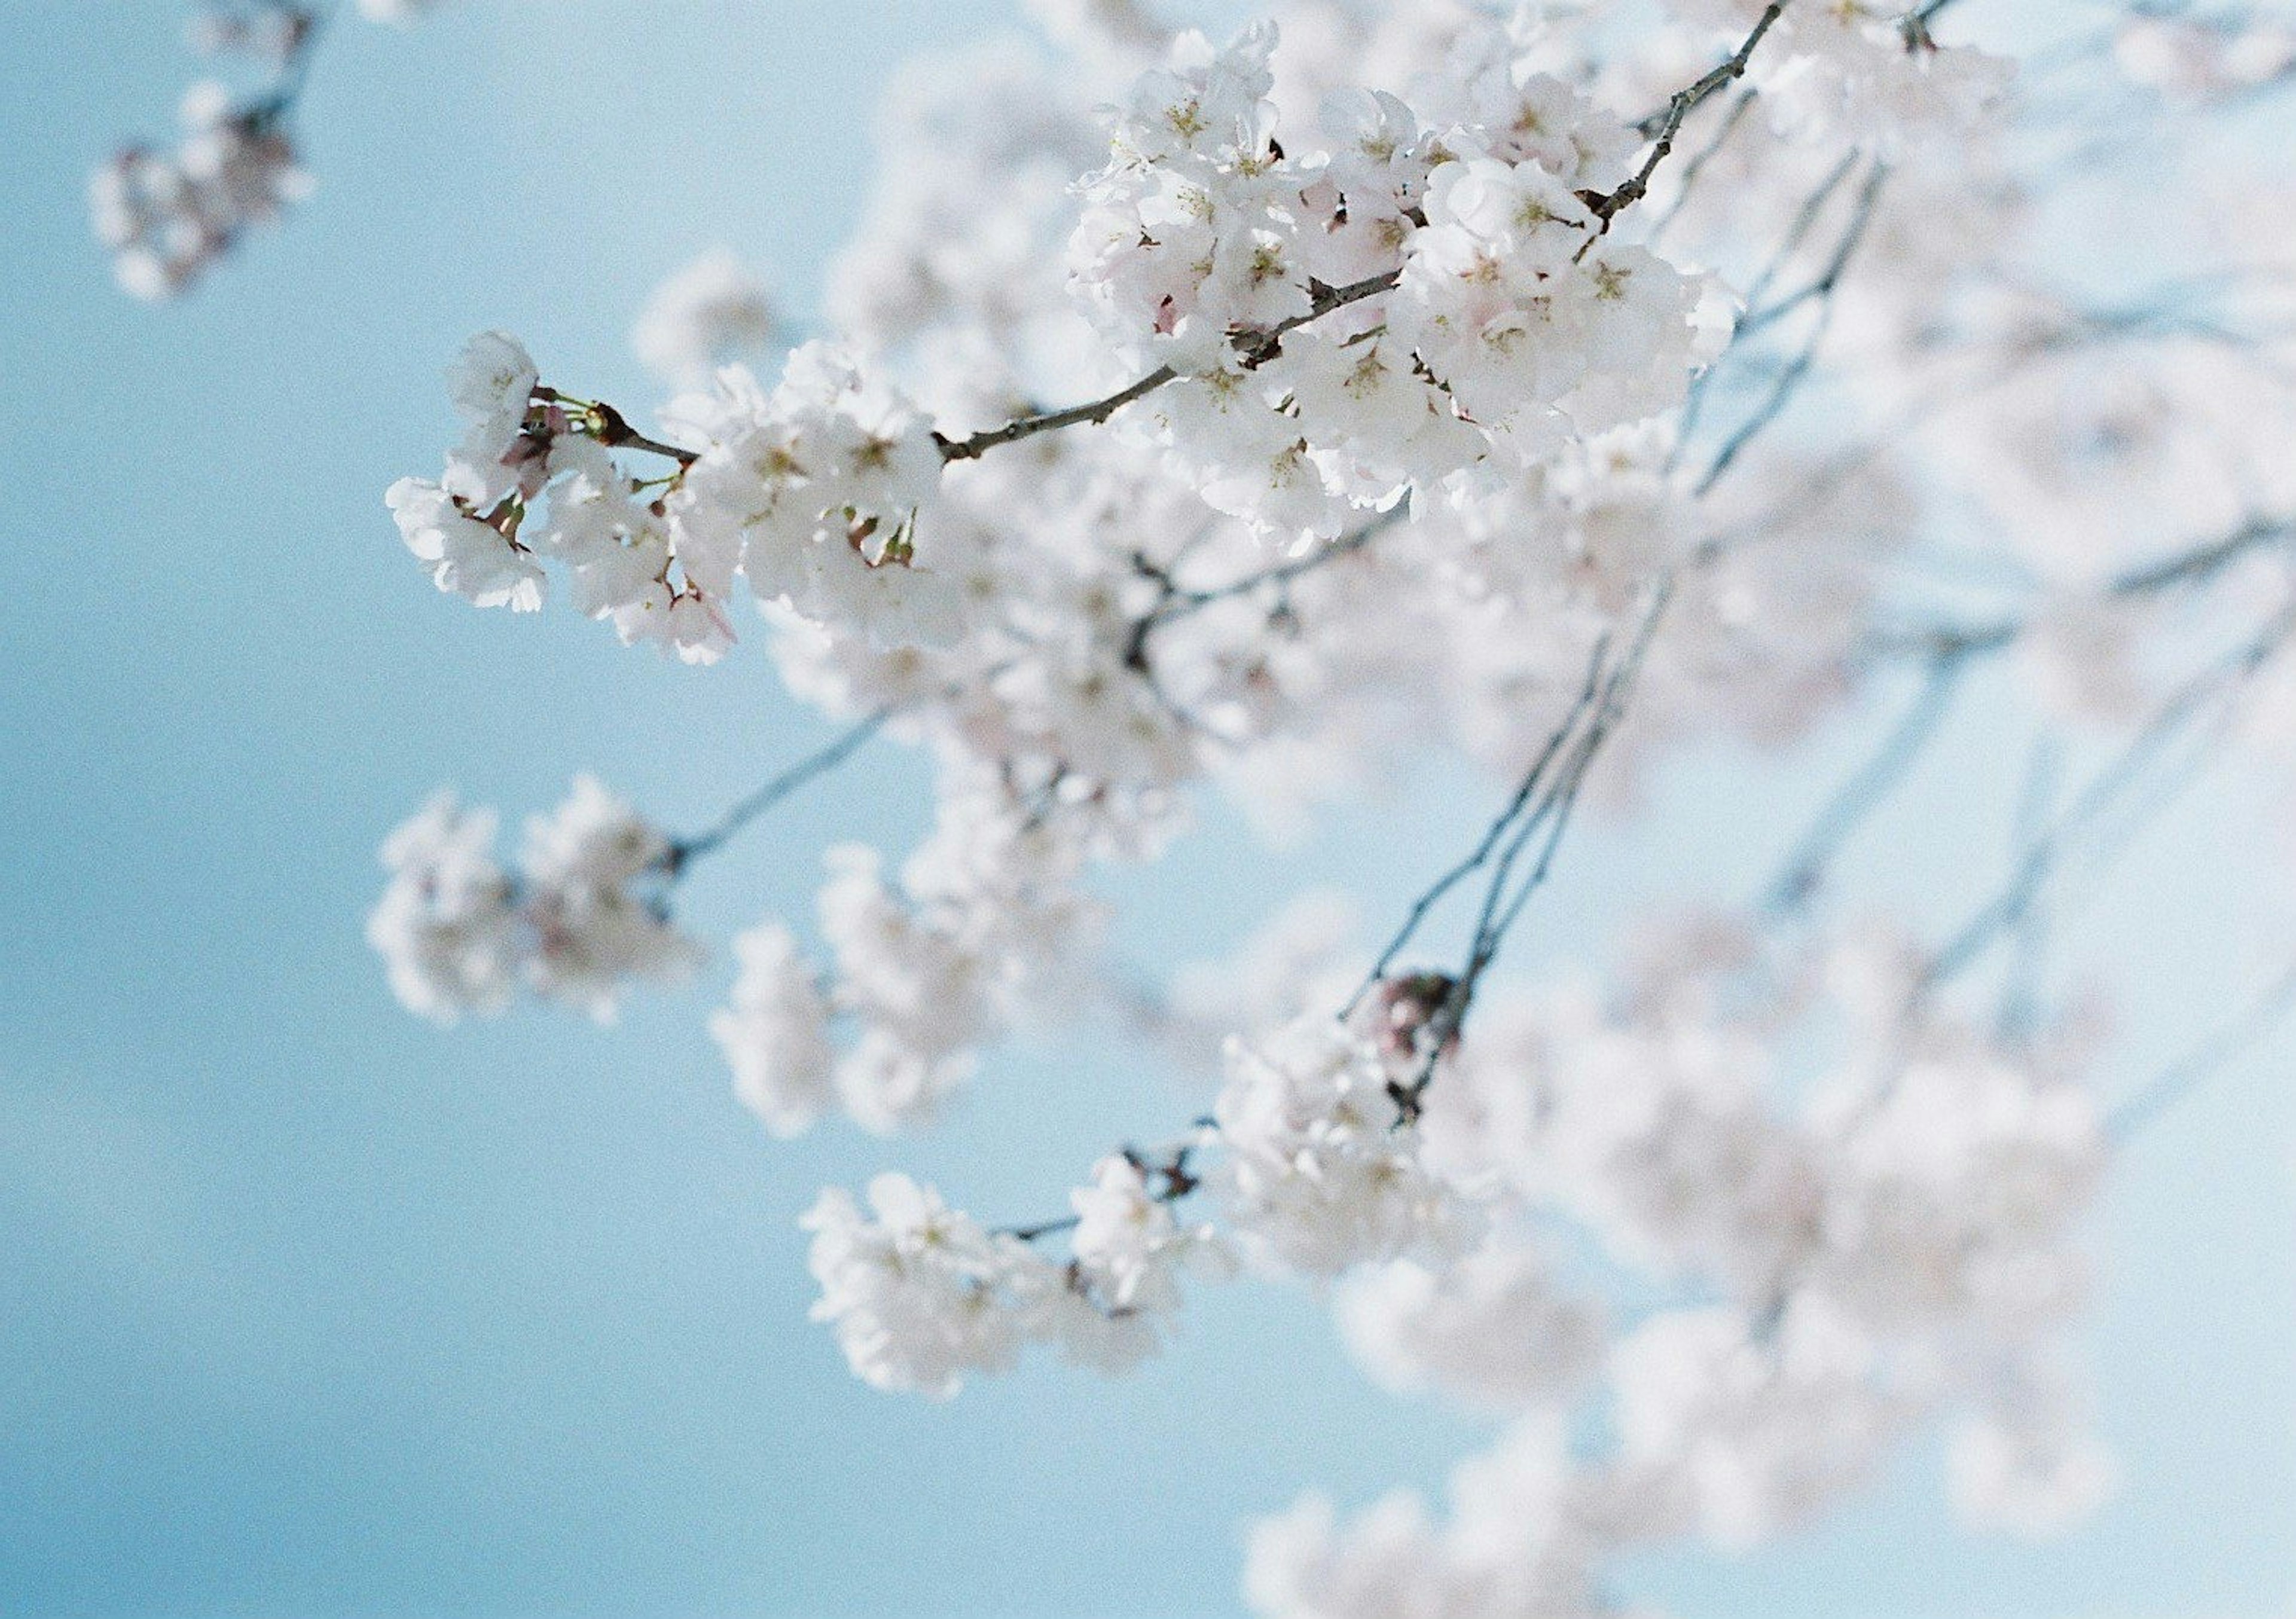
(135, 0, 2296, 1611)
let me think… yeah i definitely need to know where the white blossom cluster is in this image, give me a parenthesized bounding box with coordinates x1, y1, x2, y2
(91, 80, 310, 300)
(1213, 1018, 1480, 1275)
(711, 848, 999, 1138)
(367, 776, 699, 1024)
(2115, 10, 2296, 102)
(804, 1159, 1227, 1397)
(1672, 0, 2016, 152)
(711, 764, 1127, 1137)
(802, 1013, 1479, 1394)
(1230, 916, 2113, 1617)
(791, 898, 2114, 1606)
(1065, 23, 1719, 546)
(92, 2, 465, 297)
(386, 332, 964, 661)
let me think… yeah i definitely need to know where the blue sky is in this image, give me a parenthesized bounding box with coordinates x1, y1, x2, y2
(1, 4, 2290, 1615)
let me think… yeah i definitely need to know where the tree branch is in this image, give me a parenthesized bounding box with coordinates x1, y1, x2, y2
(664, 709, 896, 875)
(1762, 647, 1969, 915)
(934, 270, 1405, 465)
(1593, 4, 1790, 236)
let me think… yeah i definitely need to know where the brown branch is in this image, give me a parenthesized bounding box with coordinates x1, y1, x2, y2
(935, 269, 1405, 465)
(1589, 4, 1790, 239)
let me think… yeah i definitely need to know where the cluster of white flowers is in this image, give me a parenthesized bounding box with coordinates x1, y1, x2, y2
(1947, 1366, 2120, 1539)
(710, 849, 993, 1137)
(1674, 0, 2016, 152)
(2115, 11, 2296, 101)
(387, 332, 968, 660)
(1244, 1419, 1607, 1619)
(1338, 1240, 1605, 1413)
(799, 1009, 1494, 1395)
(94, 2, 471, 297)
(1064, 23, 1718, 546)
(91, 81, 310, 300)
(1214, 1017, 1480, 1275)
(665, 344, 961, 648)
(1213, 916, 2112, 1614)
(711, 768, 1124, 1138)
(367, 777, 698, 1024)
(803, 1160, 1225, 1397)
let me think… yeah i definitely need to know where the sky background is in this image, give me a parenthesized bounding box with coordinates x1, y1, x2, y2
(1, 3, 2291, 1615)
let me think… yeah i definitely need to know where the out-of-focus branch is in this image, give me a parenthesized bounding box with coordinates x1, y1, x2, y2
(1762, 648, 1970, 915)
(1917, 603, 2296, 994)
(664, 710, 897, 876)
(2109, 965, 2296, 1139)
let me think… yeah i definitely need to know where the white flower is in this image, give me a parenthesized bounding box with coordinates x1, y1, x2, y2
(1244, 1418, 1602, 1619)
(1338, 1238, 1605, 1413)
(370, 778, 698, 1025)
(1610, 1300, 1903, 1548)
(1810, 1047, 2102, 1337)
(712, 923, 838, 1137)
(89, 82, 311, 299)
(517, 776, 700, 1019)
(445, 329, 539, 465)
(1066, 25, 1304, 377)
(1948, 1409, 2117, 1539)
(815, 844, 993, 1131)
(668, 343, 959, 649)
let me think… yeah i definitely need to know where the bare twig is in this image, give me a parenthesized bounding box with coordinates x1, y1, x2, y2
(1916, 605, 2296, 993)
(1696, 162, 1889, 496)
(2108, 966, 2296, 1140)
(1592, 4, 1790, 240)
(1650, 87, 1762, 242)
(1341, 630, 1619, 1019)
(665, 709, 896, 874)
(1762, 647, 1969, 915)
(1415, 580, 1680, 1086)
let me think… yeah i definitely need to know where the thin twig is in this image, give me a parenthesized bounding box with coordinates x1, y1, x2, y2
(1591, 3, 1790, 241)
(997, 1131, 1211, 1242)
(1341, 630, 1617, 1019)
(1650, 87, 1761, 243)
(1696, 162, 1889, 496)
(1916, 605, 2296, 993)
(1387, 578, 1680, 1119)
(2108, 966, 2296, 1140)
(1995, 735, 2062, 1045)
(1762, 647, 1968, 915)
(1862, 515, 2296, 667)
(664, 709, 896, 873)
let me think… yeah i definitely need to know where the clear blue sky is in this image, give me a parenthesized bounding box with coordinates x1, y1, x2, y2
(1, 4, 2289, 1615)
